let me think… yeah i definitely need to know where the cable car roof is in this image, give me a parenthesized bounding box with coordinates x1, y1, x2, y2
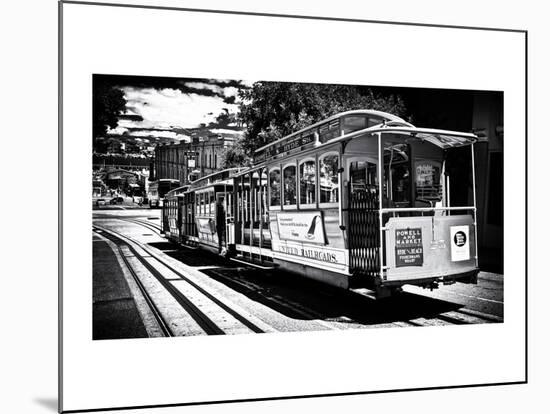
(188, 167, 247, 190)
(254, 109, 408, 153)
(165, 185, 190, 197)
(348, 126, 478, 149)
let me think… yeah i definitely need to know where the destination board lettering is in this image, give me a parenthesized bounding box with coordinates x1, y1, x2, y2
(395, 228, 423, 267)
(254, 133, 316, 163)
(276, 244, 341, 264)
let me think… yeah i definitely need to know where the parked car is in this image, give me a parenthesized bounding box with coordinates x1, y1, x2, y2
(95, 198, 106, 206)
(109, 196, 124, 205)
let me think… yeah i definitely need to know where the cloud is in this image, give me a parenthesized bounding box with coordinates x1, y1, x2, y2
(120, 86, 240, 129)
(184, 82, 223, 95)
(129, 130, 190, 140)
(209, 128, 244, 136)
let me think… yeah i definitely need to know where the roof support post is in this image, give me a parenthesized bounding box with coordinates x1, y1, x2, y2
(377, 132, 384, 280)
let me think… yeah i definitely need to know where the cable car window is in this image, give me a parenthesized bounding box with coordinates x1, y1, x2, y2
(342, 116, 367, 134)
(251, 171, 261, 222)
(299, 159, 316, 205)
(349, 160, 378, 192)
(269, 168, 281, 207)
(368, 116, 384, 127)
(319, 154, 339, 204)
(260, 170, 269, 222)
(244, 174, 251, 222)
(415, 160, 442, 203)
(319, 118, 341, 142)
(209, 191, 215, 214)
(283, 165, 297, 206)
(384, 143, 411, 207)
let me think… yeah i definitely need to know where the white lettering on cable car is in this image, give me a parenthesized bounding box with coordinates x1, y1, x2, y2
(276, 211, 326, 244)
(395, 228, 424, 267)
(274, 243, 347, 265)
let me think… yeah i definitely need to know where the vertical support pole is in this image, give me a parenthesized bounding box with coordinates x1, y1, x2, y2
(338, 151, 343, 229)
(240, 175, 245, 248)
(258, 169, 263, 261)
(446, 175, 451, 210)
(249, 173, 253, 253)
(224, 183, 228, 250)
(471, 143, 479, 267)
(377, 132, 384, 280)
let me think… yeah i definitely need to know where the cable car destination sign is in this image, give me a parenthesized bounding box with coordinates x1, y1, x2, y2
(254, 132, 317, 163)
(395, 227, 424, 267)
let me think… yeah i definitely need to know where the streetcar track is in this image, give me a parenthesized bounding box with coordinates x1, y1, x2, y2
(208, 269, 484, 329)
(96, 226, 227, 335)
(122, 218, 163, 234)
(97, 219, 502, 331)
(208, 269, 344, 331)
(432, 290, 503, 304)
(116, 240, 174, 337)
(93, 224, 270, 335)
(453, 307, 503, 322)
(94, 229, 173, 338)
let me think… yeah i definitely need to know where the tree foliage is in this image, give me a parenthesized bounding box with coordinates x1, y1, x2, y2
(236, 82, 407, 155)
(93, 84, 127, 139)
(220, 137, 250, 169)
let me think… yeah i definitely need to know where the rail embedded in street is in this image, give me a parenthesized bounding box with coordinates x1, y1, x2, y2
(93, 223, 276, 336)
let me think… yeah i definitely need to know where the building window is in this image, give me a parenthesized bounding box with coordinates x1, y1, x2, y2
(283, 164, 297, 206)
(319, 154, 339, 204)
(299, 159, 316, 206)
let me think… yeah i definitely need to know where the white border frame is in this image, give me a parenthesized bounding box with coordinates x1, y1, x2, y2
(60, 2, 527, 412)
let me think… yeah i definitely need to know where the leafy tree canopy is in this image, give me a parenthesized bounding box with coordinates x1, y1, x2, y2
(93, 84, 127, 139)
(220, 137, 250, 169)
(236, 82, 407, 156)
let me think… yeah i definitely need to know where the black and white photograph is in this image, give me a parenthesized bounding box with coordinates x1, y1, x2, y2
(92, 75, 504, 340)
(52, 1, 531, 412)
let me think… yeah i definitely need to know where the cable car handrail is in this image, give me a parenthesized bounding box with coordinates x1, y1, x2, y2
(381, 206, 476, 213)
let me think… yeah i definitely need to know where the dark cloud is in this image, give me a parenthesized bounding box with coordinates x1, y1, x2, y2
(119, 114, 143, 121)
(93, 74, 249, 100)
(223, 95, 237, 104)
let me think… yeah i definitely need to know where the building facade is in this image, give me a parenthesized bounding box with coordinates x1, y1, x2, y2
(153, 129, 242, 185)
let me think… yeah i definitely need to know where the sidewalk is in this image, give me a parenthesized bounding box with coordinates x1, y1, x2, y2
(93, 234, 148, 339)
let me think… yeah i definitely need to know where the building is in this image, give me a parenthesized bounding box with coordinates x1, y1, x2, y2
(153, 129, 242, 184)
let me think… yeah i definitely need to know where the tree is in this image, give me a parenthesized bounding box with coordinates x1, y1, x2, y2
(236, 82, 407, 155)
(93, 84, 127, 140)
(220, 138, 250, 168)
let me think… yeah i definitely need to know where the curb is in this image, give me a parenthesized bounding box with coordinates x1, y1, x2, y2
(478, 271, 503, 282)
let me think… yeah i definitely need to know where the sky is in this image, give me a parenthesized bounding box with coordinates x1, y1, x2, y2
(94, 75, 253, 141)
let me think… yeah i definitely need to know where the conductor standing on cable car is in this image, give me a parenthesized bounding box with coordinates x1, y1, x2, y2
(216, 198, 226, 256)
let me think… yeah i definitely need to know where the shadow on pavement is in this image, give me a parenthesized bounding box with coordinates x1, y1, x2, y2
(203, 267, 465, 326)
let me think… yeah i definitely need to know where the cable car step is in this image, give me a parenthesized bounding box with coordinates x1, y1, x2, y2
(230, 256, 278, 270)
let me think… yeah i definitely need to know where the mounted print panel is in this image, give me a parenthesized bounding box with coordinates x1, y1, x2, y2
(60, 1, 526, 412)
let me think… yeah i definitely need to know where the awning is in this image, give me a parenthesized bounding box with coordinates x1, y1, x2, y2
(370, 126, 477, 149)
